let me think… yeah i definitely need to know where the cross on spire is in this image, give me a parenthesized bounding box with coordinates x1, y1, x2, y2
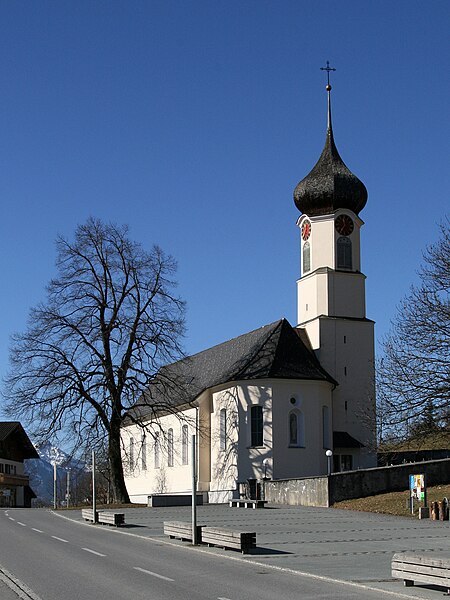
(320, 61, 336, 88)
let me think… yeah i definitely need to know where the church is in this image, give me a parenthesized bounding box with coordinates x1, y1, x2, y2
(122, 77, 377, 504)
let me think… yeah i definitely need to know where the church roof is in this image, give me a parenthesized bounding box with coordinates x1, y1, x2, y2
(293, 85, 368, 217)
(127, 319, 335, 422)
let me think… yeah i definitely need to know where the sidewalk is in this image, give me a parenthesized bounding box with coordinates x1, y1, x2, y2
(59, 503, 450, 599)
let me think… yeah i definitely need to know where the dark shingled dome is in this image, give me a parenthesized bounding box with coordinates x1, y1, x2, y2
(294, 90, 368, 217)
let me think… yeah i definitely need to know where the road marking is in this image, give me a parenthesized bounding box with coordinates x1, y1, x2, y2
(32, 528, 44, 533)
(16, 521, 26, 526)
(51, 535, 69, 543)
(218, 597, 233, 600)
(82, 547, 106, 557)
(133, 567, 174, 582)
(8, 517, 15, 521)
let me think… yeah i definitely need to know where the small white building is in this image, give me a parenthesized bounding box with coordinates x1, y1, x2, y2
(122, 82, 377, 503)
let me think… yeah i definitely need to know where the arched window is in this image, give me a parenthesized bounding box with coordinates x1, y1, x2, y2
(322, 405, 331, 449)
(154, 432, 160, 469)
(303, 241, 311, 273)
(337, 236, 352, 270)
(182, 425, 189, 465)
(250, 406, 263, 447)
(167, 429, 174, 467)
(220, 408, 227, 451)
(289, 410, 305, 447)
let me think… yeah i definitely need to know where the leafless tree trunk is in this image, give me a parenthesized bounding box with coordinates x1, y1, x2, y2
(3, 218, 185, 503)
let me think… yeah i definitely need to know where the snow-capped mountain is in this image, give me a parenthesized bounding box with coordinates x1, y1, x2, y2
(25, 442, 86, 506)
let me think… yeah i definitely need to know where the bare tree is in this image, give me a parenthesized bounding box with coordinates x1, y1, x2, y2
(377, 217, 450, 436)
(3, 218, 185, 503)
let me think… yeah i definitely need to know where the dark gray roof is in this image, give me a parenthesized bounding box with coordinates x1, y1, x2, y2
(333, 430, 364, 449)
(294, 90, 367, 217)
(127, 319, 335, 422)
(0, 422, 39, 459)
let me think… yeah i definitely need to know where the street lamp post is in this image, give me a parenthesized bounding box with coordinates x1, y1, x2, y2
(326, 450, 333, 476)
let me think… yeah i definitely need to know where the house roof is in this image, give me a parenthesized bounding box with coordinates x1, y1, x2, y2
(127, 319, 335, 422)
(0, 422, 39, 459)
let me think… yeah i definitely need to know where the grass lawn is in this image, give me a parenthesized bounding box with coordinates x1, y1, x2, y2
(333, 484, 450, 517)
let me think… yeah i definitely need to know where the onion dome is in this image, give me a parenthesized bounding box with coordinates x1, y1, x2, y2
(294, 84, 367, 217)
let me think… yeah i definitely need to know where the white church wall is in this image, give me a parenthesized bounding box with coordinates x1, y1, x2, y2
(271, 379, 333, 479)
(122, 406, 199, 503)
(209, 382, 272, 503)
(318, 317, 377, 468)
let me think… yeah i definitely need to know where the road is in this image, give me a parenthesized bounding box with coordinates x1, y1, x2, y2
(0, 507, 417, 600)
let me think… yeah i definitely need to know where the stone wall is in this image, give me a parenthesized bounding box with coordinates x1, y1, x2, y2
(329, 458, 450, 504)
(264, 475, 330, 507)
(264, 458, 450, 507)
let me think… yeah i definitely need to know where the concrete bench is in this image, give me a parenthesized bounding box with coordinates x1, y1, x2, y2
(163, 521, 203, 543)
(229, 499, 267, 509)
(392, 552, 450, 594)
(81, 509, 125, 527)
(202, 526, 256, 554)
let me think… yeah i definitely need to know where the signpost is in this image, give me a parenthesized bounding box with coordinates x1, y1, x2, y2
(409, 473, 427, 515)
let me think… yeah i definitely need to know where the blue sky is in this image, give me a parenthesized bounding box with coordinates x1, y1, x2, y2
(0, 1, 448, 399)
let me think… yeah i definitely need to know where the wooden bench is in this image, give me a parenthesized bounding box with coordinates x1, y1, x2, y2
(81, 509, 125, 527)
(229, 499, 267, 509)
(97, 512, 125, 527)
(392, 552, 450, 594)
(81, 508, 98, 522)
(163, 521, 203, 543)
(202, 526, 256, 554)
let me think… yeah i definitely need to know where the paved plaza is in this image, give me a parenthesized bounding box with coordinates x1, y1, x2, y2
(61, 503, 450, 599)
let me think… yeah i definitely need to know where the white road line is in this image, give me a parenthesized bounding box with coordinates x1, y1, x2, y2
(218, 597, 233, 600)
(32, 528, 44, 533)
(16, 521, 26, 527)
(133, 566, 174, 582)
(82, 547, 106, 557)
(8, 517, 15, 521)
(51, 536, 69, 543)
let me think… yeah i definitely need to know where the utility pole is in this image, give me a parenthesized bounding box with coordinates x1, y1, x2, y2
(191, 434, 197, 545)
(66, 468, 71, 508)
(92, 451, 97, 523)
(53, 463, 57, 510)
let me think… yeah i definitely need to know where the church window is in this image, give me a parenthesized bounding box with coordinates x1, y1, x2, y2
(303, 241, 311, 273)
(322, 406, 331, 449)
(182, 425, 189, 465)
(167, 429, 174, 467)
(337, 236, 352, 269)
(289, 410, 305, 447)
(220, 409, 227, 451)
(154, 432, 160, 469)
(250, 406, 263, 447)
(141, 435, 147, 470)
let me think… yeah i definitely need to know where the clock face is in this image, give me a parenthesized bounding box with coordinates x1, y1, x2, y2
(301, 220, 311, 241)
(335, 214, 354, 236)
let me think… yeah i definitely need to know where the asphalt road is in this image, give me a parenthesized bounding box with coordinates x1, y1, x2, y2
(1, 505, 449, 600)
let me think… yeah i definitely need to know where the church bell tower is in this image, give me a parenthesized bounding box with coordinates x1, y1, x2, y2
(294, 66, 377, 469)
